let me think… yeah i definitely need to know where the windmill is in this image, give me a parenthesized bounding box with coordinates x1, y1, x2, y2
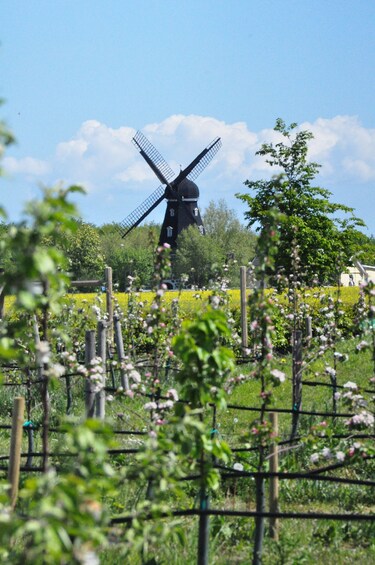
(119, 131, 222, 249)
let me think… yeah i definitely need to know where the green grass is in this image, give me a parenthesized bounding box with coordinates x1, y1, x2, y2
(1, 327, 373, 563)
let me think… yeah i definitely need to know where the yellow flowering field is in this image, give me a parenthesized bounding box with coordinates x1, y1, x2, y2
(4, 286, 361, 320)
(69, 289, 242, 317)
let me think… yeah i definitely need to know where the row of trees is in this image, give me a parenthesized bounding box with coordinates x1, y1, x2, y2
(0, 200, 258, 290)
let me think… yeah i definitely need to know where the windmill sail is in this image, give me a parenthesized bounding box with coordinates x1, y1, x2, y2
(132, 131, 175, 186)
(119, 132, 222, 243)
(183, 137, 222, 182)
(119, 184, 166, 238)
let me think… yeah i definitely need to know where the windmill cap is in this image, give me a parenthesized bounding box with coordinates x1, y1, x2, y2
(177, 178, 199, 199)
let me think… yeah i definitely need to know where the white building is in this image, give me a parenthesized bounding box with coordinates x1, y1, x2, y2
(340, 263, 375, 286)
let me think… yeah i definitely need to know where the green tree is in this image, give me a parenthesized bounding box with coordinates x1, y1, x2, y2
(65, 221, 105, 281)
(175, 201, 256, 287)
(99, 223, 159, 289)
(204, 199, 256, 251)
(174, 225, 223, 287)
(237, 119, 365, 283)
(344, 230, 375, 265)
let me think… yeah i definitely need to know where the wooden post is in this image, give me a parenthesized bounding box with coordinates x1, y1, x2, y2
(114, 315, 130, 391)
(85, 330, 96, 418)
(0, 267, 4, 319)
(8, 397, 25, 509)
(33, 314, 50, 472)
(291, 329, 303, 439)
(105, 266, 113, 345)
(96, 321, 107, 419)
(305, 315, 312, 343)
(269, 412, 279, 540)
(253, 473, 265, 565)
(240, 266, 248, 355)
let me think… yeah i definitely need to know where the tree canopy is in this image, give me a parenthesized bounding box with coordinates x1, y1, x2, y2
(174, 200, 257, 287)
(237, 119, 366, 284)
(64, 221, 105, 281)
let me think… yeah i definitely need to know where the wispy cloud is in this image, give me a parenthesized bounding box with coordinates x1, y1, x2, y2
(3, 155, 50, 177)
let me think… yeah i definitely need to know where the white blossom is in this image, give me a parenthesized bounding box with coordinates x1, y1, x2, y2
(166, 388, 179, 402)
(144, 401, 158, 411)
(325, 366, 336, 377)
(47, 363, 66, 378)
(343, 381, 358, 391)
(36, 341, 51, 364)
(322, 447, 332, 459)
(233, 462, 244, 471)
(270, 369, 286, 383)
(346, 411, 374, 428)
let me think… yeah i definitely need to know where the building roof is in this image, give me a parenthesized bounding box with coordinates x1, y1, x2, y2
(178, 178, 199, 200)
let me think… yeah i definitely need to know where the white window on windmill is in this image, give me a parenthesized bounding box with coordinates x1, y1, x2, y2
(167, 226, 173, 238)
(194, 207, 199, 216)
(198, 225, 205, 235)
(170, 208, 175, 217)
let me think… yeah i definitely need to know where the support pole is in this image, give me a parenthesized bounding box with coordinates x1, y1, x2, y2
(240, 266, 248, 355)
(197, 490, 209, 565)
(0, 271, 4, 319)
(8, 397, 25, 509)
(105, 266, 113, 345)
(85, 330, 96, 418)
(25, 425, 34, 468)
(291, 329, 303, 439)
(96, 321, 107, 419)
(114, 315, 130, 391)
(305, 315, 312, 344)
(269, 412, 279, 540)
(253, 473, 265, 565)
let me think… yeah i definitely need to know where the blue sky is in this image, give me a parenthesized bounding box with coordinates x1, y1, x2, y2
(1, 0, 375, 234)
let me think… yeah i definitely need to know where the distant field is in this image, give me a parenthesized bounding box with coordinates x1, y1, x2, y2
(4, 286, 361, 318)
(4, 289, 242, 317)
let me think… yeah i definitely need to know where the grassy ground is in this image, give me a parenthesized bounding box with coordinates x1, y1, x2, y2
(100, 337, 374, 564)
(0, 321, 373, 563)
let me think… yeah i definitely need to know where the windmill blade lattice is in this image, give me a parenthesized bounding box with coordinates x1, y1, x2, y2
(132, 131, 175, 186)
(119, 184, 166, 238)
(186, 137, 222, 182)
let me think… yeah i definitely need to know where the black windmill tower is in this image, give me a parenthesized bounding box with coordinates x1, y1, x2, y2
(119, 131, 222, 249)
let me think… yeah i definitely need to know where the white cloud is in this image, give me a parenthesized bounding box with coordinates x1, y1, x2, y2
(8, 114, 375, 191)
(3, 114, 375, 231)
(300, 115, 375, 181)
(3, 156, 50, 177)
